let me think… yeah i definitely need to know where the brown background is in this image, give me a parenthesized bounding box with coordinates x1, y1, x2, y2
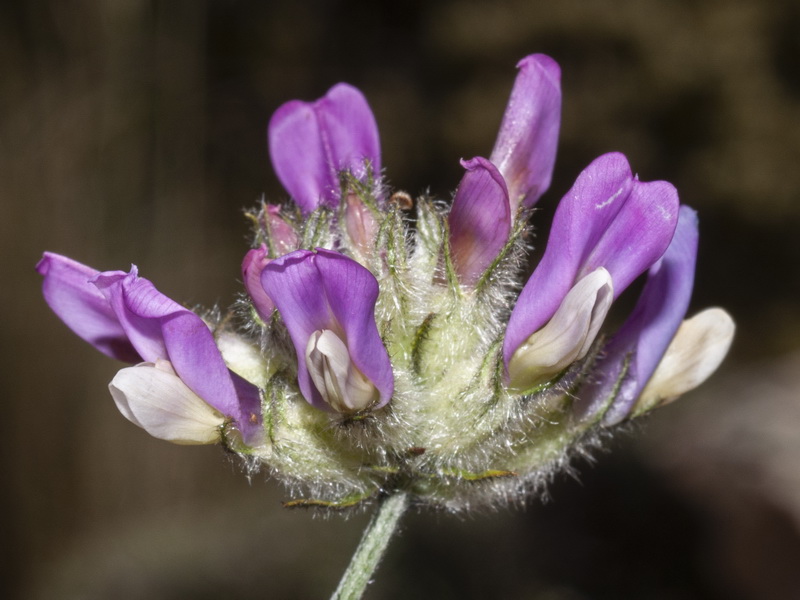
(2, 0, 800, 598)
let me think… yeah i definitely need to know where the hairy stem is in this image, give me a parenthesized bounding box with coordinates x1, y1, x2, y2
(331, 491, 410, 600)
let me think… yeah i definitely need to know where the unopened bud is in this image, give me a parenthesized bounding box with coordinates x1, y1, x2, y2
(344, 193, 379, 255)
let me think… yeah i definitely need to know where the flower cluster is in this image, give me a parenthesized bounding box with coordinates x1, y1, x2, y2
(38, 54, 734, 510)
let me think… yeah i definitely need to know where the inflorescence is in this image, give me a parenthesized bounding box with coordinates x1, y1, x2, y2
(38, 54, 734, 511)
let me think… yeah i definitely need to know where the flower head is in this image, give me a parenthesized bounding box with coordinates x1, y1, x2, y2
(38, 54, 733, 511)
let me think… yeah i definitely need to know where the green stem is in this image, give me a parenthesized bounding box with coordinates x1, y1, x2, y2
(331, 491, 410, 600)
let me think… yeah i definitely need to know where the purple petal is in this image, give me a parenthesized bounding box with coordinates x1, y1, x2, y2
(489, 54, 561, 211)
(261, 251, 329, 394)
(448, 157, 512, 286)
(242, 245, 275, 321)
(578, 205, 699, 424)
(93, 268, 262, 443)
(229, 371, 263, 444)
(313, 250, 393, 407)
(503, 153, 679, 370)
(36, 252, 140, 362)
(268, 83, 381, 212)
(268, 99, 330, 212)
(261, 249, 393, 411)
(316, 84, 381, 179)
(92, 269, 169, 362)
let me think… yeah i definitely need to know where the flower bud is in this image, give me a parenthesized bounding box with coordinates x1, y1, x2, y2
(448, 157, 511, 287)
(263, 204, 299, 256)
(242, 244, 275, 321)
(344, 191, 379, 255)
(490, 54, 561, 211)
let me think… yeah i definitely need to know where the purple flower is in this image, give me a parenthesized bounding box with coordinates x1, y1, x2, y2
(490, 53, 561, 213)
(261, 249, 393, 413)
(446, 54, 560, 287)
(503, 152, 680, 390)
(268, 83, 381, 213)
(576, 206, 699, 423)
(448, 157, 512, 286)
(37, 252, 262, 444)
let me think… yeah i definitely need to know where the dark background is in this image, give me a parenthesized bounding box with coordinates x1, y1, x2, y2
(2, 0, 800, 598)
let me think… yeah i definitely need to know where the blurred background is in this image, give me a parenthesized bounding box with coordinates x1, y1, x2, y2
(2, 0, 799, 598)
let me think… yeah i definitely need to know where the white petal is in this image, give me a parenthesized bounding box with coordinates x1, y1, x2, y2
(305, 329, 379, 412)
(508, 268, 613, 391)
(636, 307, 735, 413)
(342, 364, 380, 412)
(215, 330, 267, 388)
(109, 362, 225, 445)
